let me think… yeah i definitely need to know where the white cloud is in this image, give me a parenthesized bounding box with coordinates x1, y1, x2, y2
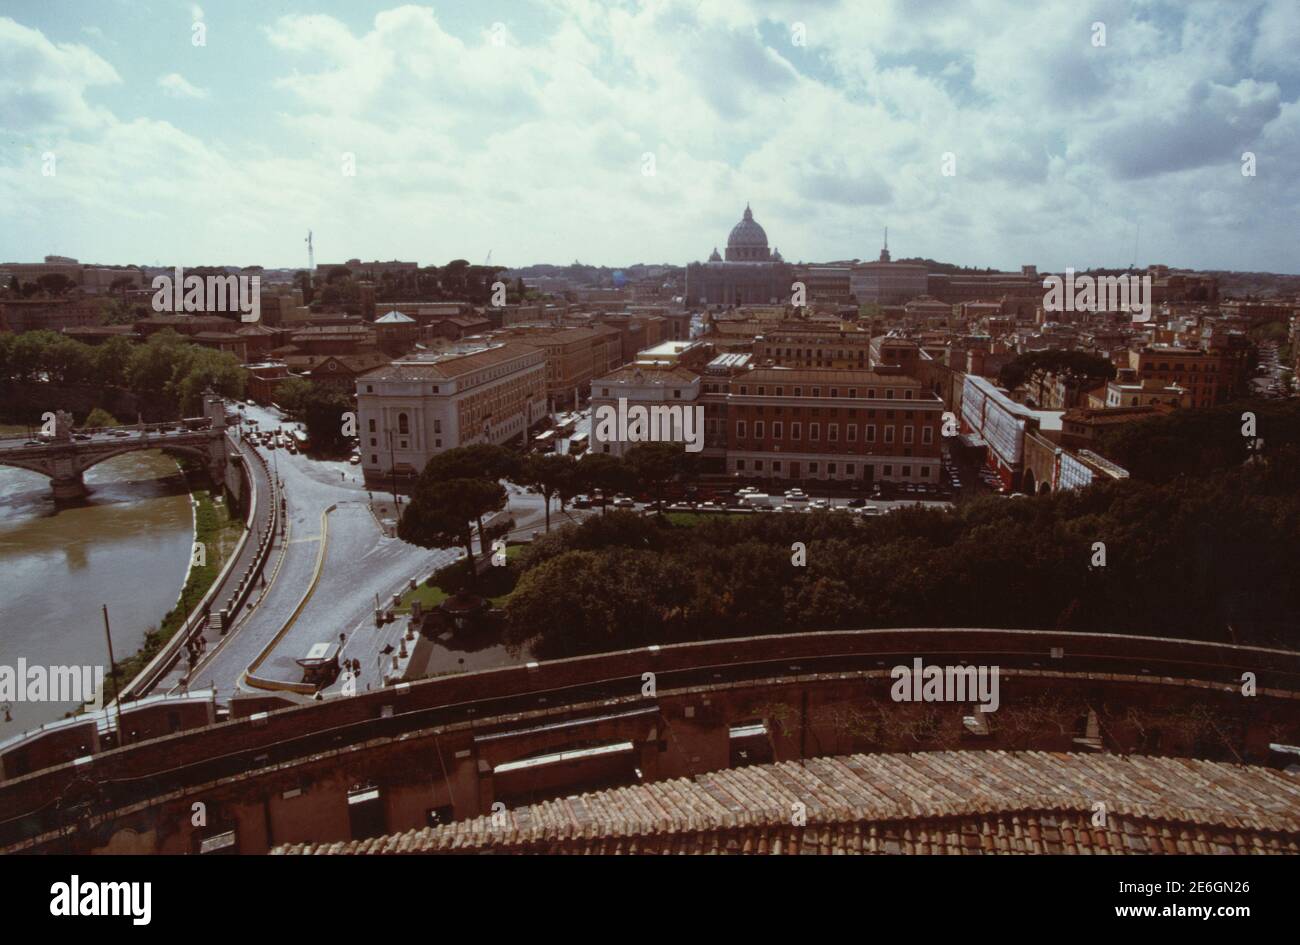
(157, 72, 208, 99)
(1, 1, 1298, 272)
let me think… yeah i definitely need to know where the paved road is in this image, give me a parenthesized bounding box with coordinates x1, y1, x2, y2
(183, 404, 565, 699)
(142, 432, 276, 696)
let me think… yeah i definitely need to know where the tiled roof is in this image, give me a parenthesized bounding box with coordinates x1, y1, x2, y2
(272, 751, 1300, 855)
(594, 365, 699, 385)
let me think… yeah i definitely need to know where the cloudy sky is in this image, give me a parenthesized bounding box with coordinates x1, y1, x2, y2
(2, 0, 1298, 272)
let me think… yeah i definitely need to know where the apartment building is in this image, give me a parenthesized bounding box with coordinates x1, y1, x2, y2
(1127, 342, 1248, 408)
(499, 326, 619, 410)
(355, 343, 547, 486)
(726, 368, 945, 485)
(754, 324, 873, 369)
(589, 364, 703, 459)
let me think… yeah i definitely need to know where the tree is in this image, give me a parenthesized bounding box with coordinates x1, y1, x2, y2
(518, 452, 577, 531)
(575, 452, 632, 514)
(274, 377, 316, 418)
(93, 336, 135, 387)
(423, 444, 519, 483)
(624, 442, 694, 507)
(84, 407, 119, 428)
(35, 273, 75, 297)
(301, 387, 353, 454)
(398, 477, 507, 585)
(998, 350, 1116, 404)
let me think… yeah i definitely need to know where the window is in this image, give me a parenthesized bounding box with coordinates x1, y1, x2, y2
(673, 390, 681, 399)
(883, 464, 893, 476)
(366, 385, 373, 393)
(736, 421, 746, 438)
(810, 423, 820, 441)
(736, 459, 746, 471)
(886, 389, 894, 399)
(868, 388, 875, 398)
(829, 424, 838, 442)
(921, 466, 930, 478)
(846, 464, 855, 476)
(866, 424, 876, 442)
(794, 387, 802, 396)
(398, 413, 410, 435)
(828, 463, 837, 474)
(754, 421, 764, 439)
(813, 387, 821, 397)
(903, 426, 914, 444)
(849, 389, 857, 398)
(773, 421, 783, 438)
(400, 439, 408, 449)
(830, 388, 838, 398)
(776, 387, 784, 396)
(791, 422, 801, 440)
(847, 425, 857, 442)
(773, 460, 782, 472)
(740, 386, 748, 395)
(755, 460, 763, 471)
(809, 462, 818, 473)
(368, 419, 376, 433)
(905, 389, 913, 400)
(758, 386, 765, 395)
(884, 426, 894, 443)
(370, 438, 377, 447)
(370, 454, 378, 464)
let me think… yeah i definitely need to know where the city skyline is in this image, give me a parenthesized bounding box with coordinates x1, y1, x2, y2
(1, 1, 1298, 273)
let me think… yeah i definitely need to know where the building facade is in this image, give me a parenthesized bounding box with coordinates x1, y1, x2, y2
(725, 368, 945, 485)
(356, 343, 547, 485)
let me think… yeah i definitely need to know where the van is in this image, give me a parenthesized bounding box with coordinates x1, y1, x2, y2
(742, 493, 773, 507)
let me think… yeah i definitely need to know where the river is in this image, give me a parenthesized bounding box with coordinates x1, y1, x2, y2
(0, 446, 194, 736)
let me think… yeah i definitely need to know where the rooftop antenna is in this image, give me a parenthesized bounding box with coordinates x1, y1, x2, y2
(305, 230, 314, 283)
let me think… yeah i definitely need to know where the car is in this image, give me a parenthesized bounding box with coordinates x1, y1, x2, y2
(572, 495, 592, 509)
(111, 429, 131, 438)
(73, 433, 91, 441)
(612, 496, 635, 509)
(809, 500, 829, 510)
(23, 440, 40, 446)
(785, 492, 809, 503)
(858, 505, 882, 516)
(847, 497, 866, 508)
(698, 501, 722, 511)
(348, 455, 360, 465)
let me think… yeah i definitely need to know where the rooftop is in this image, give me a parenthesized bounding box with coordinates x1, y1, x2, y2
(273, 751, 1300, 855)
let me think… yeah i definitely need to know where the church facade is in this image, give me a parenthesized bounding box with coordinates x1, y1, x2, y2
(685, 205, 794, 308)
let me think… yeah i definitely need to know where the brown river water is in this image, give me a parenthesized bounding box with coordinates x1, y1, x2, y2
(0, 445, 193, 736)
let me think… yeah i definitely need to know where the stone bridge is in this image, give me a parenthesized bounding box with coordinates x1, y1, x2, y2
(0, 393, 234, 500)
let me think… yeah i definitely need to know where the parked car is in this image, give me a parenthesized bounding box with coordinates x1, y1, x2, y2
(612, 495, 635, 509)
(785, 491, 809, 503)
(847, 497, 865, 508)
(572, 494, 592, 509)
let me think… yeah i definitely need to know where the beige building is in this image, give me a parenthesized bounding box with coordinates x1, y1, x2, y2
(498, 326, 619, 410)
(355, 343, 547, 486)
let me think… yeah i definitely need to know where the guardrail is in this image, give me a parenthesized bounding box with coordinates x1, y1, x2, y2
(114, 432, 279, 701)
